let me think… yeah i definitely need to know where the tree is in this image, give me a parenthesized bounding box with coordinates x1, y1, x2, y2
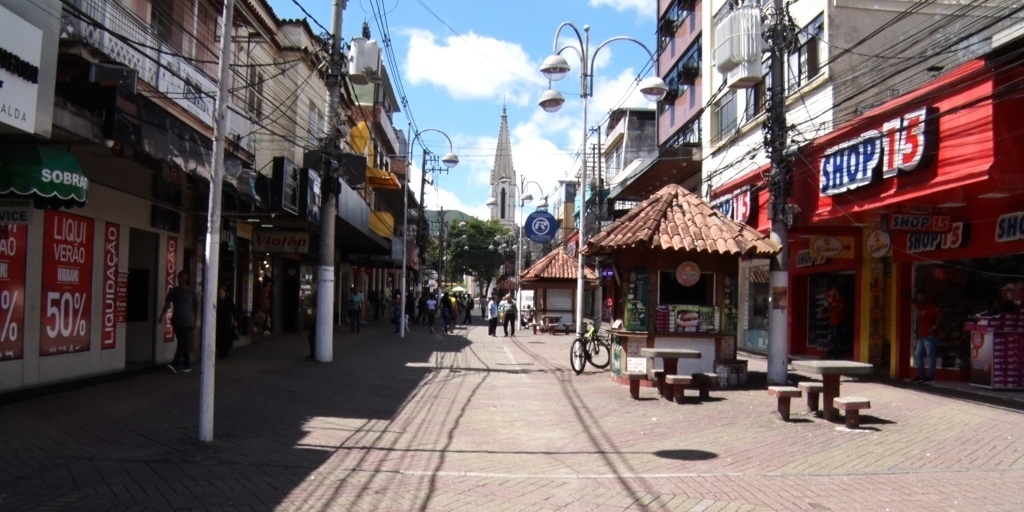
(448, 218, 510, 297)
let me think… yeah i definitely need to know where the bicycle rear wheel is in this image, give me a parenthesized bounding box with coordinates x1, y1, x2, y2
(570, 337, 587, 375)
(587, 337, 610, 369)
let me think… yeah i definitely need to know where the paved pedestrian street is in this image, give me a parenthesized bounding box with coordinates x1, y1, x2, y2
(2, 322, 1024, 511)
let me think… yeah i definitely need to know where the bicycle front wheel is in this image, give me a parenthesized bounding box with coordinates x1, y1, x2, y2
(570, 337, 587, 375)
(587, 338, 610, 369)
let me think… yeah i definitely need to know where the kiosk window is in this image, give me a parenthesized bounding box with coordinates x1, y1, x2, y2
(659, 271, 714, 305)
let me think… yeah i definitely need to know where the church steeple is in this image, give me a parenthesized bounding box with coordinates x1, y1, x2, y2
(489, 107, 517, 225)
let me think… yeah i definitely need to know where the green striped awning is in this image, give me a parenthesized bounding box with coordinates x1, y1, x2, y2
(0, 145, 88, 208)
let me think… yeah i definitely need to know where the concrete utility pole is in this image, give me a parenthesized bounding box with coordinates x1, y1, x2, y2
(198, 0, 235, 443)
(315, 0, 347, 363)
(765, 0, 792, 385)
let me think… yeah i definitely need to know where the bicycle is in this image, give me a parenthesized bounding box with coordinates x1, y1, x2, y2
(570, 322, 610, 374)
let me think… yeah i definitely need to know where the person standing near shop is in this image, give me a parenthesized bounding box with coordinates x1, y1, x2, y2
(161, 270, 199, 373)
(348, 286, 364, 334)
(822, 286, 849, 359)
(500, 294, 518, 337)
(912, 291, 942, 383)
(215, 284, 237, 360)
(486, 295, 499, 337)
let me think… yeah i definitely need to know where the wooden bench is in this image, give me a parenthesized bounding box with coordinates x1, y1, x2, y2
(833, 397, 871, 429)
(624, 372, 647, 400)
(665, 375, 693, 403)
(767, 386, 803, 421)
(798, 381, 824, 413)
(692, 373, 718, 400)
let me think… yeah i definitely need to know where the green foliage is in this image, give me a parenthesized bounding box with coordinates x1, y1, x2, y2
(448, 218, 511, 293)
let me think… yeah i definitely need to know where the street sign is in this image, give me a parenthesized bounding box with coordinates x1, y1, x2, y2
(525, 210, 558, 243)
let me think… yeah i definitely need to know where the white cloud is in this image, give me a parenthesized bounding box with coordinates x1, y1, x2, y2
(403, 29, 542, 105)
(588, 0, 655, 17)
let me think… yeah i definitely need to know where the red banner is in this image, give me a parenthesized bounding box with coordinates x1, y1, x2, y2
(41, 210, 94, 355)
(116, 272, 128, 327)
(101, 223, 119, 350)
(0, 224, 27, 360)
(163, 236, 177, 342)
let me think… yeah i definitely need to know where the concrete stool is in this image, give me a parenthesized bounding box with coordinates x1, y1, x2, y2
(768, 386, 803, 421)
(624, 372, 647, 400)
(798, 381, 824, 413)
(692, 373, 718, 399)
(665, 375, 693, 403)
(653, 370, 665, 396)
(833, 396, 871, 429)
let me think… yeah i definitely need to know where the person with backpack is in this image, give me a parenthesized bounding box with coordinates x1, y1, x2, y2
(499, 294, 517, 337)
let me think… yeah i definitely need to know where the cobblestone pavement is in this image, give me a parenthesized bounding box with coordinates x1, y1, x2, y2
(2, 319, 1024, 511)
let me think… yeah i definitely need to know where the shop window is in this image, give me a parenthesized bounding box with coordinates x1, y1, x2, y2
(742, 263, 770, 350)
(658, 271, 714, 306)
(808, 272, 855, 358)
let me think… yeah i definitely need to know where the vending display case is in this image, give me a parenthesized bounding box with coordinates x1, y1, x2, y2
(966, 314, 1024, 390)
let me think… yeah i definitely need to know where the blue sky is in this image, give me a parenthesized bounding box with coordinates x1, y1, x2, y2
(269, 0, 661, 220)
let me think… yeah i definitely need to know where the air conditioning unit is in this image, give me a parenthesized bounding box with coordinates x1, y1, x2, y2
(714, 5, 764, 89)
(348, 37, 382, 85)
(89, 63, 138, 93)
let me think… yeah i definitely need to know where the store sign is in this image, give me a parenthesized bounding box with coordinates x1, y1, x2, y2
(253, 231, 309, 253)
(809, 235, 854, 259)
(889, 214, 951, 232)
(710, 187, 752, 223)
(0, 199, 32, 225)
(796, 249, 828, 268)
(101, 223, 120, 350)
(907, 222, 970, 253)
(0, 224, 27, 360)
(675, 261, 701, 286)
(996, 211, 1024, 242)
(163, 236, 176, 343)
(0, 6, 42, 134)
(525, 210, 559, 243)
(116, 272, 128, 327)
(866, 230, 891, 258)
(820, 106, 937, 196)
(41, 210, 94, 355)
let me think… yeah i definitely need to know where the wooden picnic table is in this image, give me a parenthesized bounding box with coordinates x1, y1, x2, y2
(791, 360, 874, 421)
(640, 347, 701, 400)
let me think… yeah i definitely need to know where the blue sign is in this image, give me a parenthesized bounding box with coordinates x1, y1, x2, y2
(525, 210, 559, 243)
(820, 130, 881, 196)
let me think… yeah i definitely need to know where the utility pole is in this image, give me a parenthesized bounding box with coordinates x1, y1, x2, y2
(315, 0, 347, 363)
(198, 0, 235, 443)
(765, 0, 792, 385)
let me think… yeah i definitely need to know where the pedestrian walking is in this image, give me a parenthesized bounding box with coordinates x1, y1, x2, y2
(486, 295, 498, 337)
(463, 294, 475, 325)
(161, 270, 199, 373)
(499, 294, 517, 337)
(215, 284, 237, 360)
(417, 293, 428, 323)
(440, 292, 454, 335)
(911, 291, 942, 383)
(426, 294, 438, 334)
(348, 286, 364, 334)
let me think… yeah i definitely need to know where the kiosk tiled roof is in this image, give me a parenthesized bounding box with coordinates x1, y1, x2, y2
(522, 247, 598, 281)
(583, 184, 781, 256)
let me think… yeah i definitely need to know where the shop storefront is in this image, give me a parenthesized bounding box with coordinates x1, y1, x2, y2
(789, 55, 1024, 382)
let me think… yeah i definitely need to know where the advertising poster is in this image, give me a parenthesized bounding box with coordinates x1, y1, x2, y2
(625, 269, 649, 331)
(101, 223, 120, 349)
(116, 272, 128, 327)
(0, 224, 27, 360)
(41, 210, 94, 355)
(163, 236, 177, 343)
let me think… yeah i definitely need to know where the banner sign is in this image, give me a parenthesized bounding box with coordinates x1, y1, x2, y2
(996, 211, 1024, 243)
(253, 231, 310, 253)
(163, 236, 177, 343)
(525, 210, 558, 244)
(809, 235, 855, 259)
(116, 272, 128, 327)
(710, 187, 752, 223)
(101, 223, 120, 349)
(796, 249, 828, 268)
(41, 210, 94, 355)
(0, 224, 27, 360)
(889, 214, 951, 232)
(0, 199, 32, 225)
(821, 106, 937, 196)
(907, 222, 970, 253)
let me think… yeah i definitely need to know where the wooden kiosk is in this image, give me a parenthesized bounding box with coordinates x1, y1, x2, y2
(520, 247, 598, 333)
(581, 184, 781, 386)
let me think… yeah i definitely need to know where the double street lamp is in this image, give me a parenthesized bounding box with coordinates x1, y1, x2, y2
(487, 176, 547, 306)
(404, 127, 459, 338)
(537, 23, 668, 335)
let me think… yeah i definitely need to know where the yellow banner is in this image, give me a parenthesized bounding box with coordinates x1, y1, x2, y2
(809, 235, 855, 259)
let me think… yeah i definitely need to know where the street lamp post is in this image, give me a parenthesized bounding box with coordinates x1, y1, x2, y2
(537, 23, 668, 336)
(404, 127, 458, 338)
(487, 177, 547, 307)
